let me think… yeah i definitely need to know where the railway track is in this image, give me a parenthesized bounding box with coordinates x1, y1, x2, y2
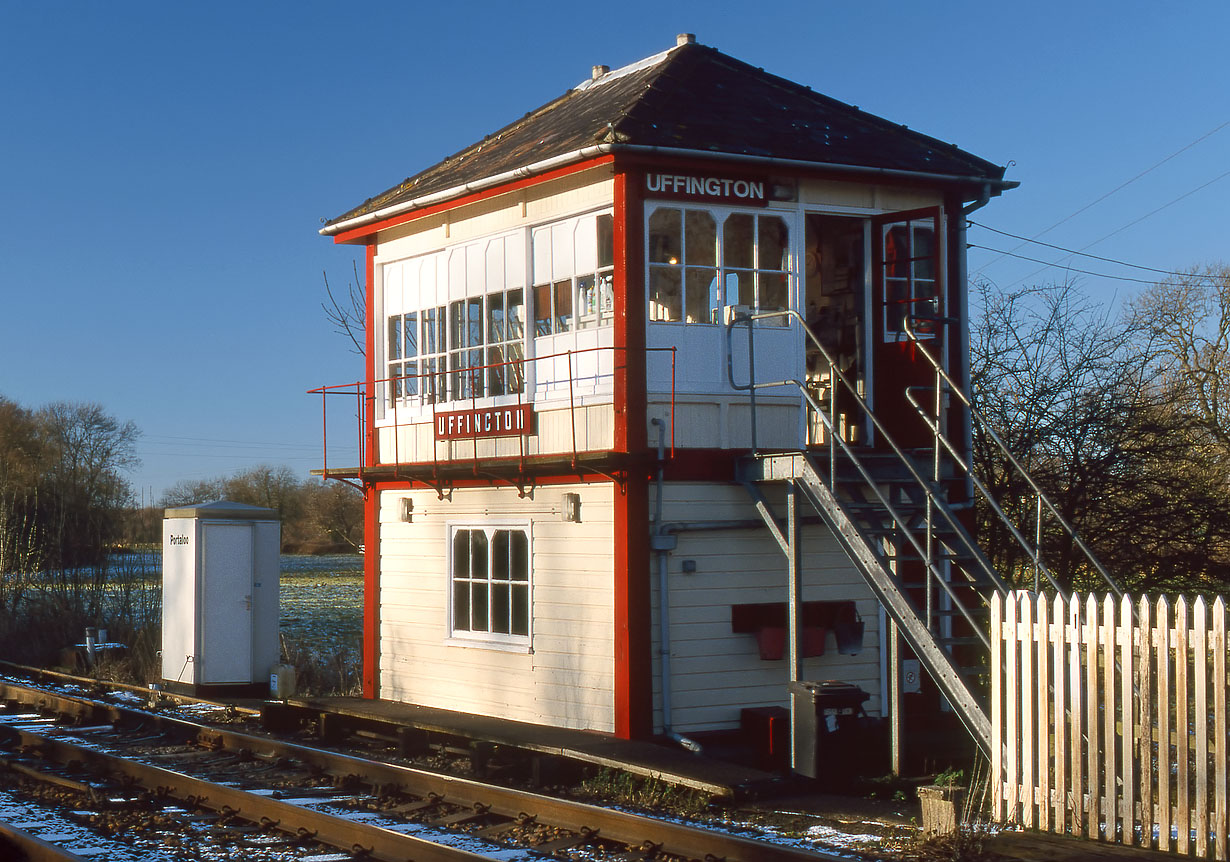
(0, 676, 858, 862)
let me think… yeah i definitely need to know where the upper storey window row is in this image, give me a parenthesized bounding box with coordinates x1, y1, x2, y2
(647, 207, 791, 326)
(382, 212, 614, 408)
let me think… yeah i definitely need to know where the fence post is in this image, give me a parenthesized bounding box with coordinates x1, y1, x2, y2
(1119, 595, 1134, 845)
(991, 592, 1005, 823)
(1138, 594, 1155, 850)
(1158, 595, 1173, 853)
(1195, 597, 1210, 858)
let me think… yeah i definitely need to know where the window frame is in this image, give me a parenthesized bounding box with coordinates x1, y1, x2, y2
(377, 208, 614, 420)
(644, 203, 794, 326)
(445, 521, 533, 651)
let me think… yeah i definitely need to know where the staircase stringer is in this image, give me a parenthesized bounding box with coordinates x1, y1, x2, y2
(741, 457, 992, 755)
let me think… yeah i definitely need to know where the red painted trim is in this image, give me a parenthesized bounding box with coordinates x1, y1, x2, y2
(332, 156, 616, 245)
(363, 473, 622, 493)
(613, 469, 652, 739)
(365, 244, 378, 469)
(362, 243, 380, 700)
(613, 168, 647, 454)
(612, 169, 651, 738)
(362, 486, 379, 698)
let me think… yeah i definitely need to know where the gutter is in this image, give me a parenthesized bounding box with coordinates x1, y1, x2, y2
(321, 144, 1017, 238)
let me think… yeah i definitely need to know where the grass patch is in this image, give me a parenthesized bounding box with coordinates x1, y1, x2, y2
(573, 768, 712, 819)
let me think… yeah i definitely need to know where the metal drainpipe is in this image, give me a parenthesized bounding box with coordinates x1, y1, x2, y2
(651, 417, 703, 754)
(958, 185, 992, 501)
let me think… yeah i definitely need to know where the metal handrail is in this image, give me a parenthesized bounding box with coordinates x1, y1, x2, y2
(900, 322, 1123, 598)
(309, 344, 677, 476)
(726, 309, 1003, 646)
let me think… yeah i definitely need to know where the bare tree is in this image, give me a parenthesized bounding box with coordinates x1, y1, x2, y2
(970, 279, 1230, 593)
(1131, 265, 1230, 450)
(322, 261, 366, 357)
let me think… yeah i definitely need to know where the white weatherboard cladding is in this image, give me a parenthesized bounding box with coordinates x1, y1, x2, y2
(650, 482, 881, 734)
(377, 483, 616, 731)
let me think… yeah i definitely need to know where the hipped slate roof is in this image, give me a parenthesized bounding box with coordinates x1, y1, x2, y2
(323, 39, 1011, 236)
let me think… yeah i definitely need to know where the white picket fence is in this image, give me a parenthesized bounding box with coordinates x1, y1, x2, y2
(991, 590, 1229, 858)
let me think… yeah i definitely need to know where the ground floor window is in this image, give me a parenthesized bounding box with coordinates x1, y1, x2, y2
(450, 524, 530, 644)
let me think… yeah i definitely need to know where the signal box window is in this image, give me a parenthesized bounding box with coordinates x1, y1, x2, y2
(450, 525, 530, 645)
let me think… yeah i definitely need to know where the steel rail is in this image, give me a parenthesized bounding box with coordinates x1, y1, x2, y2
(0, 726, 494, 862)
(0, 678, 846, 862)
(0, 821, 90, 862)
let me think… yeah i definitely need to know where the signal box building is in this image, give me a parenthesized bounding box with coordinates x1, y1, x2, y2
(318, 35, 1015, 757)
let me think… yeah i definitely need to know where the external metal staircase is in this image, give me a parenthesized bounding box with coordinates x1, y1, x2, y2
(727, 310, 1123, 756)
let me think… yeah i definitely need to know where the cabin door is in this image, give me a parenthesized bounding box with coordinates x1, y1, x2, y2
(870, 207, 945, 450)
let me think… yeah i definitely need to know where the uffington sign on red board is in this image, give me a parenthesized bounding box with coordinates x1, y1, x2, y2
(435, 404, 534, 440)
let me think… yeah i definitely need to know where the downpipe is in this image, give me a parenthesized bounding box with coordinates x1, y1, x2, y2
(651, 417, 703, 755)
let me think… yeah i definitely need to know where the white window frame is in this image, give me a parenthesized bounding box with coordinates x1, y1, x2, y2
(376, 208, 615, 423)
(445, 521, 532, 651)
(645, 204, 794, 326)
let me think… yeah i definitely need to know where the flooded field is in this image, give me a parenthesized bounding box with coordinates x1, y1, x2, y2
(278, 554, 363, 651)
(105, 552, 363, 663)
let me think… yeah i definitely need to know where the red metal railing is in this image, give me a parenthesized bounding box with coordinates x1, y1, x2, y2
(308, 345, 676, 482)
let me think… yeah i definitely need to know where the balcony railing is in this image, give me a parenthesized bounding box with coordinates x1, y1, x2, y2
(309, 345, 676, 483)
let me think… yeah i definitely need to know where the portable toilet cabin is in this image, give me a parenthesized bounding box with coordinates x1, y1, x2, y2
(161, 500, 280, 696)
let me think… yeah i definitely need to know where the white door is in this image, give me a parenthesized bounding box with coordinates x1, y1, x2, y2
(200, 523, 253, 683)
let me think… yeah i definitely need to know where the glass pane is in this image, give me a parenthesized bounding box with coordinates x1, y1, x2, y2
(487, 346, 506, 396)
(453, 581, 470, 631)
(758, 216, 789, 271)
(487, 292, 505, 342)
(453, 530, 470, 578)
(405, 361, 418, 396)
(450, 350, 469, 400)
(553, 279, 573, 332)
(388, 316, 402, 360)
(597, 273, 614, 316)
(685, 210, 717, 266)
(404, 311, 418, 358)
(648, 208, 681, 264)
(467, 298, 483, 346)
(449, 301, 464, 352)
(471, 531, 488, 579)
(511, 532, 528, 582)
(649, 268, 682, 322)
(730, 271, 755, 307)
(885, 226, 909, 278)
(760, 272, 789, 316)
(468, 348, 485, 397)
(390, 362, 402, 401)
(510, 584, 528, 636)
(913, 223, 934, 258)
(492, 530, 511, 580)
(423, 308, 436, 353)
(533, 283, 553, 336)
(597, 214, 614, 269)
(685, 268, 718, 324)
(505, 340, 525, 393)
(577, 275, 597, 327)
(470, 582, 488, 632)
(491, 583, 510, 634)
(507, 289, 525, 340)
(723, 213, 754, 269)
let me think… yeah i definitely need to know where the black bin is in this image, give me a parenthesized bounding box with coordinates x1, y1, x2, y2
(788, 680, 869, 783)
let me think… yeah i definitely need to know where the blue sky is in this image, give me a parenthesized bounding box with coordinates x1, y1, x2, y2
(2, 2, 1227, 501)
